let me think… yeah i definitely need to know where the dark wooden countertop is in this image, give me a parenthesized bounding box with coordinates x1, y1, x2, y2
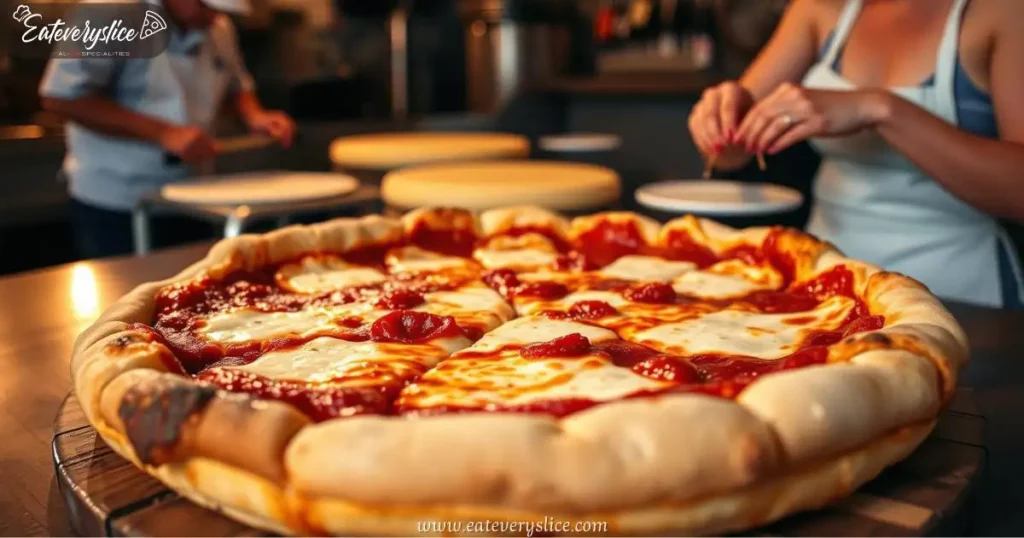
(1, 242, 1022, 535)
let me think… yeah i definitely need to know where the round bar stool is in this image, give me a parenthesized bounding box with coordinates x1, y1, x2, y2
(329, 132, 530, 186)
(537, 133, 622, 167)
(131, 172, 370, 256)
(381, 160, 621, 215)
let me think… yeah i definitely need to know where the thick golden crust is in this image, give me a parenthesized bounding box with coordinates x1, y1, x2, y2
(661, 214, 772, 254)
(737, 351, 939, 462)
(569, 211, 663, 245)
(314, 215, 405, 254)
(156, 458, 297, 534)
(70, 205, 967, 536)
(286, 395, 779, 512)
(402, 206, 483, 238)
(99, 369, 311, 483)
(862, 272, 969, 395)
(278, 421, 935, 536)
(478, 206, 572, 239)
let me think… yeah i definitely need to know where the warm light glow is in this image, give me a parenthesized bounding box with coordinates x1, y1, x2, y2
(70, 264, 100, 321)
(0, 125, 44, 140)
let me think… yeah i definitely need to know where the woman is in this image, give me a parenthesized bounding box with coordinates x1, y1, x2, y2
(688, 0, 1024, 308)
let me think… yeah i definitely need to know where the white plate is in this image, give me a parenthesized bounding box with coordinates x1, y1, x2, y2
(161, 172, 359, 206)
(539, 133, 622, 152)
(635, 180, 804, 216)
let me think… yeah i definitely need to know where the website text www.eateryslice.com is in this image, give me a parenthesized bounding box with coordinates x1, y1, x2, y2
(416, 518, 608, 536)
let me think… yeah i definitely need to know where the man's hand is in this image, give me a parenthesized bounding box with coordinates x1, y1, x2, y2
(159, 125, 217, 163)
(245, 110, 296, 148)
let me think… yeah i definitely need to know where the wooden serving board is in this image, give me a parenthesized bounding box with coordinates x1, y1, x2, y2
(53, 392, 986, 536)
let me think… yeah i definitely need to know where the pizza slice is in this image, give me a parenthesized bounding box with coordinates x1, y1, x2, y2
(194, 328, 457, 420)
(395, 317, 679, 416)
(394, 302, 881, 418)
(139, 10, 167, 40)
(147, 249, 514, 421)
(275, 255, 388, 293)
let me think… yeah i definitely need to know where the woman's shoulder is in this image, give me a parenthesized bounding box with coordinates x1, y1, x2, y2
(964, 0, 1023, 45)
(789, 0, 846, 14)
(988, 0, 1024, 31)
(798, 0, 847, 12)
(978, 0, 1024, 15)
(789, 0, 847, 36)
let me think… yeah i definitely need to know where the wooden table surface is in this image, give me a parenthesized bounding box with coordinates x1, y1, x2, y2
(2, 243, 1023, 536)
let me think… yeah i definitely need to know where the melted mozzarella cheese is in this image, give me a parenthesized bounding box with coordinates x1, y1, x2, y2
(671, 259, 783, 299)
(420, 286, 516, 333)
(515, 290, 630, 316)
(386, 246, 473, 273)
(562, 290, 631, 307)
(234, 337, 452, 384)
(468, 316, 618, 352)
(200, 308, 335, 342)
(503, 362, 667, 404)
(710, 259, 782, 287)
(402, 353, 669, 408)
(473, 248, 558, 270)
(672, 271, 768, 299)
(424, 287, 514, 317)
(277, 257, 386, 294)
(287, 267, 387, 294)
(633, 296, 856, 359)
(599, 255, 696, 282)
(473, 233, 559, 270)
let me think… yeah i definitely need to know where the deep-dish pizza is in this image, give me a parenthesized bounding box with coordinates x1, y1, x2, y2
(71, 206, 969, 536)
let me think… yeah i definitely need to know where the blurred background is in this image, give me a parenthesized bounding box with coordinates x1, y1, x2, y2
(1, 0, 811, 275)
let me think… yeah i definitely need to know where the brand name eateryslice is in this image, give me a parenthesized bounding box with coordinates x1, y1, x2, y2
(21, 13, 140, 50)
(13, 4, 167, 52)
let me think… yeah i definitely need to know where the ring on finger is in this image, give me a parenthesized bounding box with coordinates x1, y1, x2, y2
(778, 113, 798, 128)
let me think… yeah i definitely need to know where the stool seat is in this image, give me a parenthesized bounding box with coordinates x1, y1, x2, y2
(161, 172, 359, 206)
(329, 132, 529, 171)
(382, 160, 620, 211)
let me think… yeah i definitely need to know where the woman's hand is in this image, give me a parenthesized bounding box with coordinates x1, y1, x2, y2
(688, 81, 755, 156)
(735, 83, 891, 155)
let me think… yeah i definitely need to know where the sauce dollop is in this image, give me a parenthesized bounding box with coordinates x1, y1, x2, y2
(370, 310, 463, 344)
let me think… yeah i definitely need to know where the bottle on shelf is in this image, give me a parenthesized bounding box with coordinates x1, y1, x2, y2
(655, 0, 678, 57)
(677, 0, 715, 69)
(595, 0, 616, 44)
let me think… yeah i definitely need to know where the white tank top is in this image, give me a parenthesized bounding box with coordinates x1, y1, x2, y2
(802, 0, 1021, 308)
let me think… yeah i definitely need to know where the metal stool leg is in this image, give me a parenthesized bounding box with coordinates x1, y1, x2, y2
(132, 202, 152, 256)
(224, 207, 248, 238)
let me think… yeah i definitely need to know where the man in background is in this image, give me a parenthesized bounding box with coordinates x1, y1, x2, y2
(40, 0, 295, 259)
